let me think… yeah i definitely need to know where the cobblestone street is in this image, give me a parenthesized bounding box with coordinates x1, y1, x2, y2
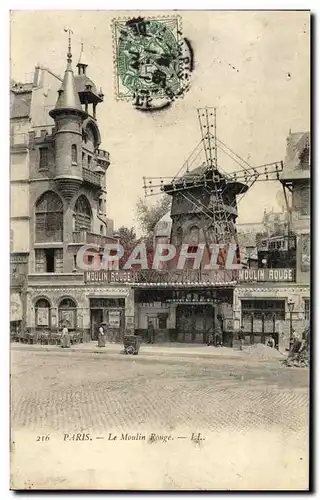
(11, 348, 309, 490)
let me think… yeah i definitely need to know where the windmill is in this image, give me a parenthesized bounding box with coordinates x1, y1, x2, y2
(142, 107, 283, 267)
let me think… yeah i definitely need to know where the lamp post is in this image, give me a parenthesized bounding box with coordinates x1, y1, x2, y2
(288, 298, 294, 349)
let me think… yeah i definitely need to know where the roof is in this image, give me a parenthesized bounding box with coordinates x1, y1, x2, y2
(237, 232, 257, 247)
(50, 61, 85, 117)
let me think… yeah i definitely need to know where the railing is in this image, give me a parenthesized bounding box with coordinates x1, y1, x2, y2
(82, 167, 102, 188)
(10, 133, 29, 149)
(83, 267, 296, 285)
(28, 273, 84, 284)
(132, 269, 238, 285)
(72, 231, 117, 247)
(83, 269, 239, 285)
(96, 149, 110, 163)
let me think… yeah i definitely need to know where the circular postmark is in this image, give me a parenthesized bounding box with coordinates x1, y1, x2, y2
(114, 17, 193, 111)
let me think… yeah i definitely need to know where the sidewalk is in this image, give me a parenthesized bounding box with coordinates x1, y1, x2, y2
(11, 341, 243, 360)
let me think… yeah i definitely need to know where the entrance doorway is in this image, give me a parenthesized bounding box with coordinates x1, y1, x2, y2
(90, 309, 103, 340)
(176, 304, 215, 343)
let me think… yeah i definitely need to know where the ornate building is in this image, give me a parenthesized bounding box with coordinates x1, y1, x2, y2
(232, 131, 310, 349)
(10, 41, 133, 340)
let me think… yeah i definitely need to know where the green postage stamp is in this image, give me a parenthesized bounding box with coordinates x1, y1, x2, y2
(112, 16, 193, 111)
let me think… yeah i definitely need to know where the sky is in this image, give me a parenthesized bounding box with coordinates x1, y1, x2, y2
(10, 10, 310, 232)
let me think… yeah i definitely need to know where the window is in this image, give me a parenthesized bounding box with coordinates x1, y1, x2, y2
(82, 152, 85, 166)
(39, 147, 48, 169)
(72, 144, 77, 164)
(44, 248, 55, 272)
(87, 255, 94, 265)
(100, 225, 104, 235)
(74, 195, 92, 232)
(241, 299, 285, 320)
(88, 155, 91, 168)
(73, 255, 77, 269)
(98, 198, 103, 212)
(304, 299, 310, 320)
(35, 191, 63, 242)
(58, 298, 77, 330)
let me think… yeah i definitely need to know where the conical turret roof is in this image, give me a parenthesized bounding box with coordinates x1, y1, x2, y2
(50, 43, 86, 118)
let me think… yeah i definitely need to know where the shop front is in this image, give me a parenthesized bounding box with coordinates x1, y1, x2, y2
(135, 286, 234, 344)
(89, 297, 125, 341)
(25, 273, 135, 342)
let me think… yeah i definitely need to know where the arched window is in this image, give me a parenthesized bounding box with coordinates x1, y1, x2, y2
(35, 191, 63, 242)
(35, 298, 51, 328)
(74, 196, 92, 232)
(58, 298, 77, 330)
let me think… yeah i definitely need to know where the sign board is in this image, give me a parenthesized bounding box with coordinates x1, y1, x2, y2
(37, 307, 49, 326)
(238, 268, 294, 282)
(84, 268, 295, 284)
(108, 310, 121, 328)
(84, 271, 133, 283)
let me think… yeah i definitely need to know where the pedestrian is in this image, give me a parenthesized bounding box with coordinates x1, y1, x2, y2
(98, 325, 106, 348)
(214, 325, 222, 347)
(207, 332, 214, 346)
(147, 320, 155, 344)
(266, 335, 275, 349)
(239, 326, 245, 351)
(60, 325, 71, 348)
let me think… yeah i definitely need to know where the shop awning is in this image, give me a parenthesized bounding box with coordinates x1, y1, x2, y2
(10, 292, 23, 322)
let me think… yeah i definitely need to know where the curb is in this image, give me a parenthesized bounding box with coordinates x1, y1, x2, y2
(11, 344, 243, 362)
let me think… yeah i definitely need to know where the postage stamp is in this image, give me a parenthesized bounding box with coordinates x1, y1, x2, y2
(112, 16, 193, 111)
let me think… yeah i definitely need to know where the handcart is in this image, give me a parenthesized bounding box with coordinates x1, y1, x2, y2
(123, 335, 141, 355)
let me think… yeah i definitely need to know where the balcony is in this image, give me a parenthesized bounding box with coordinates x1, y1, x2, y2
(82, 167, 103, 189)
(83, 269, 239, 285)
(71, 231, 117, 247)
(132, 269, 239, 286)
(10, 133, 29, 152)
(96, 148, 110, 163)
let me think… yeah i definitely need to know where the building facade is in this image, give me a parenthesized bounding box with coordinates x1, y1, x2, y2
(10, 44, 310, 346)
(10, 44, 134, 341)
(232, 131, 310, 349)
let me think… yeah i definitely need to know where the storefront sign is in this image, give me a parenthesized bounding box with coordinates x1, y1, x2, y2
(84, 271, 133, 283)
(108, 310, 121, 328)
(238, 268, 294, 282)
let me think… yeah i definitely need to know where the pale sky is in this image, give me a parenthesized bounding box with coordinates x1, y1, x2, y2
(10, 10, 310, 232)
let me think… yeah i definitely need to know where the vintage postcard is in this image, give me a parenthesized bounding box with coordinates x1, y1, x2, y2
(10, 10, 310, 490)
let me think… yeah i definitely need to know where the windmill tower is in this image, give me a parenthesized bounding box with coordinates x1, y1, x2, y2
(143, 107, 283, 271)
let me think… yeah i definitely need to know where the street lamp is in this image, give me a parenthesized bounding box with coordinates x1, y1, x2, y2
(288, 298, 294, 349)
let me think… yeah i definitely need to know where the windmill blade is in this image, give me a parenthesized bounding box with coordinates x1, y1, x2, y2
(226, 161, 283, 184)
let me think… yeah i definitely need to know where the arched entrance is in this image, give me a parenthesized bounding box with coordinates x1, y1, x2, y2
(35, 298, 51, 330)
(58, 298, 77, 331)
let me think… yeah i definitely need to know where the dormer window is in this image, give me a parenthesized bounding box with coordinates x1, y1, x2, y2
(71, 144, 77, 165)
